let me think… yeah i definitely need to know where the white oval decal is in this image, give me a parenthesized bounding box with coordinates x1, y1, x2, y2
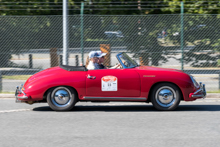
(101, 76, 117, 91)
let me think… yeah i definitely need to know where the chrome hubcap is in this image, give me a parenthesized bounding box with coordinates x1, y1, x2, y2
(52, 89, 72, 107)
(155, 86, 176, 107)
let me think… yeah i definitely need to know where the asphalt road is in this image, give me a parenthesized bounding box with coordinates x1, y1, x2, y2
(0, 98, 220, 147)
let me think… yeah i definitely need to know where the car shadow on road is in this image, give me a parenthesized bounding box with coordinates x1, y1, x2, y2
(32, 104, 220, 112)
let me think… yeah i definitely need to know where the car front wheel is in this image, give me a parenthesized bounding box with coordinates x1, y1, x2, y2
(47, 87, 77, 111)
(151, 83, 181, 111)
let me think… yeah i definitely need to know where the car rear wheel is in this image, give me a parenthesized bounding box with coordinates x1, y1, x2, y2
(151, 83, 181, 111)
(47, 87, 77, 111)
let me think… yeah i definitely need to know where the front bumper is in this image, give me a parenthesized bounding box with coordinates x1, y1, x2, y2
(189, 82, 206, 99)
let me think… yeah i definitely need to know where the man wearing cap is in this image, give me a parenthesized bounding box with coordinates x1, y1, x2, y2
(96, 51, 122, 69)
(96, 51, 108, 69)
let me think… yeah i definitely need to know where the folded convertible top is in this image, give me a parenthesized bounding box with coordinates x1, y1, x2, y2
(59, 65, 88, 71)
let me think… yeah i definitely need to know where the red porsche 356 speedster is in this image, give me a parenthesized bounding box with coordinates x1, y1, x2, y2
(15, 52, 206, 111)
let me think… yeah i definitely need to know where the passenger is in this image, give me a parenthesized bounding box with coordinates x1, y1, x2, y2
(85, 56, 90, 68)
(86, 51, 99, 70)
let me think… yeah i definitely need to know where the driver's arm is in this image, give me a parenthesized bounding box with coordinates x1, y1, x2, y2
(109, 63, 121, 69)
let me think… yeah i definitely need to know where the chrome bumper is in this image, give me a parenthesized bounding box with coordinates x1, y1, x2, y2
(15, 85, 28, 100)
(191, 83, 206, 98)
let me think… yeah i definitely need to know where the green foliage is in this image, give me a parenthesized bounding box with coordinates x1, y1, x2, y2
(169, 14, 220, 67)
(1, 0, 220, 68)
(207, 90, 220, 93)
(1, 0, 220, 16)
(3, 75, 32, 80)
(163, 0, 220, 14)
(0, 0, 63, 15)
(122, 15, 175, 66)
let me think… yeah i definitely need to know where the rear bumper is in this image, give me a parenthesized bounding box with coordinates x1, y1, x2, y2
(189, 83, 206, 99)
(15, 85, 29, 103)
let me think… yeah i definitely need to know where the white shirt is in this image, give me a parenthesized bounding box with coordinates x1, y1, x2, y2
(87, 61, 120, 70)
(87, 61, 95, 70)
(87, 61, 100, 70)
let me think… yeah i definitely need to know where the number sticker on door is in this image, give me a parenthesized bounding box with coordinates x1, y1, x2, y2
(101, 76, 117, 91)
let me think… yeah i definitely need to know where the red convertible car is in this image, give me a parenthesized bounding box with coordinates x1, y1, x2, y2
(15, 52, 206, 111)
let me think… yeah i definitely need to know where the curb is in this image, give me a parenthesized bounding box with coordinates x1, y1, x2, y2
(206, 93, 220, 98)
(0, 94, 15, 98)
(1, 93, 219, 99)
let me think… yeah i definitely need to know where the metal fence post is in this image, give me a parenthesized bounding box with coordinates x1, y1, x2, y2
(59, 55, 63, 65)
(81, 2, 84, 65)
(29, 54, 33, 69)
(75, 55, 79, 66)
(181, 1, 184, 71)
(63, 0, 69, 65)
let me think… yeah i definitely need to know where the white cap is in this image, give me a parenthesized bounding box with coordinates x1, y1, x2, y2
(89, 51, 107, 59)
(96, 51, 107, 58)
(89, 51, 98, 59)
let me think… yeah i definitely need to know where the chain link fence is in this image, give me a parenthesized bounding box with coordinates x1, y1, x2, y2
(0, 14, 220, 92)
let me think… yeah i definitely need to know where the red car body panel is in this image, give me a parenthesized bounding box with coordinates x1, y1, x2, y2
(86, 69, 140, 97)
(23, 67, 86, 100)
(17, 65, 201, 103)
(134, 66, 196, 101)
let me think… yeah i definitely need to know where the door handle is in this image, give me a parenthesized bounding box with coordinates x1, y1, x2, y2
(87, 75, 96, 79)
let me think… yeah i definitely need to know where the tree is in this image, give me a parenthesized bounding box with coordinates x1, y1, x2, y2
(1, 0, 220, 68)
(170, 14, 220, 67)
(121, 0, 220, 67)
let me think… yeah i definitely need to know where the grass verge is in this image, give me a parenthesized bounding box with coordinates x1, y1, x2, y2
(3, 75, 32, 80)
(0, 92, 15, 94)
(207, 90, 220, 93)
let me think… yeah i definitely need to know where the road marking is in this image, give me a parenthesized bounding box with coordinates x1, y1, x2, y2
(0, 109, 32, 113)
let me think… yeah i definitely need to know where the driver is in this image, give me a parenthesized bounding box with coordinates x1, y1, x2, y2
(96, 51, 121, 69)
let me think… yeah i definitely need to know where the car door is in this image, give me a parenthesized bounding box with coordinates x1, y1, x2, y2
(86, 68, 140, 97)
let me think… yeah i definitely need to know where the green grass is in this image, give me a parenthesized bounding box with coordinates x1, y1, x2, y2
(207, 90, 220, 93)
(3, 75, 32, 80)
(0, 92, 15, 94)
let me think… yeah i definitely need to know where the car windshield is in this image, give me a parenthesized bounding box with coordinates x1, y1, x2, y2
(116, 53, 139, 68)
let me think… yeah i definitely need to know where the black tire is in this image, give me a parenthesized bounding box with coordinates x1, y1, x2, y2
(151, 83, 181, 111)
(47, 87, 77, 111)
